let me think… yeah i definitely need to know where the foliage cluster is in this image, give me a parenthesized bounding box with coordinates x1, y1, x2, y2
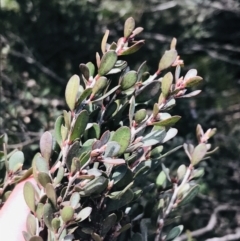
(0, 18, 217, 241)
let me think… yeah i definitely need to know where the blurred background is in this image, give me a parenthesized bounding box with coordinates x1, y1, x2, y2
(1, 0, 240, 240)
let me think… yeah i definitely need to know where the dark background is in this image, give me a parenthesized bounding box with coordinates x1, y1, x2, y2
(1, 0, 240, 240)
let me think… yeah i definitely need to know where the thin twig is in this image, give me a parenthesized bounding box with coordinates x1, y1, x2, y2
(175, 205, 240, 241)
(7, 136, 40, 149)
(205, 228, 240, 241)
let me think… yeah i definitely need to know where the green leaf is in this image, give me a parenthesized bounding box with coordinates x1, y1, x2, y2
(46, 183, 57, 208)
(134, 109, 147, 124)
(38, 172, 52, 188)
(150, 146, 164, 158)
(65, 141, 81, 171)
(39, 131, 53, 162)
(129, 96, 135, 126)
(132, 27, 144, 37)
(76, 207, 92, 222)
(54, 116, 64, 146)
(51, 217, 61, 232)
(65, 74, 80, 111)
(112, 165, 133, 188)
(86, 62, 95, 77)
(142, 130, 166, 147)
(180, 90, 202, 98)
(87, 123, 101, 139)
(109, 42, 117, 50)
(109, 182, 133, 199)
(101, 213, 117, 236)
(124, 17, 135, 38)
(101, 29, 110, 54)
(184, 76, 203, 87)
(77, 87, 92, 106)
(111, 126, 131, 155)
(8, 150, 24, 172)
(92, 76, 108, 94)
(35, 156, 49, 173)
(43, 203, 54, 230)
(178, 185, 200, 206)
(61, 206, 74, 223)
(54, 166, 65, 185)
(166, 225, 184, 240)
(61, 124, 68, 141)
(161, 72, 173, 98)
(183, 143, 194, 161)
(158, 49, 177, 71)
(184, 69, 197, 80)
(98, 50, 118, 76)
(177, 164, 187, 181)
(79, 151, 91, 168)
(170, 37, 177, 50)
(26, 213, 37, 236)
(70, 110, 89, 142)
(191, 167, 205, 179)
(105, 189, 134, 212)
(80, 176, 108, 196)
(23, 181, 36, 213)
(156, 171, 167, 187)
(121, 70, 138, 90)
(153, 103, 159, 118)
(70, 192, 80, 209)
(63, 110, 71, 129)
(137, 61, 147, 82)
(120, 40, 145, 55)
(36, 203, 44, 220)
(79, 63, 90, 80)
(191, 143, 207, 166)
(136, 81, 161, 103)
(104, 141, 121, 157)
(162, 128, 178, 143)
(151, 116, 181, 127)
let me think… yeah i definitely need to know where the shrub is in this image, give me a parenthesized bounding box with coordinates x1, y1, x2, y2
(0, 17, 217, 241)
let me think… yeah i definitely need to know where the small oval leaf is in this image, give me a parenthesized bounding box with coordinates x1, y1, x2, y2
(191, 143, 207, 166)
(166, 225, 184, 241)
(61, 206, 74, 223)
(161, 72, 173, 98)
(70, 110, 89, 142)
(43, 203, 54, 230)
(46, 183, 57, 208)
(40, 131, 53, 162)
(9, 151, 24, 172)
(158, 49, 178, 71)
(98, 50, 118, 76)
(23, 181, 36, 213)
(121, 70, 138, 90)
(65, 75, 80, 111)
(111, 126, 131, 155)
(124, 17, 135, 38)
(38, 172, 52, 188)
(76, 207, 92, 222)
